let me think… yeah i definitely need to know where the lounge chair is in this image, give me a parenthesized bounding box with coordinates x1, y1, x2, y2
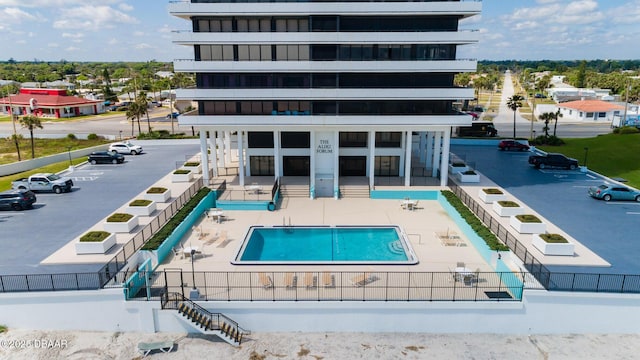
(304, 273, 317, 289)
(138, 341, 174, 357)
(258, 272, 273, 289)
(172, 247, 184, 259)
(285, 273, 297, 289)
(322, 272, 336, 288)
(351, 272, 377, 287)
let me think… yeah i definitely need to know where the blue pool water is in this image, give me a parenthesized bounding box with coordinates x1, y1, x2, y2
(233, 226, 418, 264)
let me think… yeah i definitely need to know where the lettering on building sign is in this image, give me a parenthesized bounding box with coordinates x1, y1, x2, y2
(316, 139, 333, 154)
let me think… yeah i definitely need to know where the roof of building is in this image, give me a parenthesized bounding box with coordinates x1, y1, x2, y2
(0, 93, 102, 107)
(558, 99, 624, 112)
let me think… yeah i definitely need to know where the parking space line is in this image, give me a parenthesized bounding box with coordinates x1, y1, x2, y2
(627, 212, 640, 215)
(586, 174, 597, 179)
(605, 202, 640, 206)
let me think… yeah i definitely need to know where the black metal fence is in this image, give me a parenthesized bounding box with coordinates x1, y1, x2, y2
(449, 183, 640, 293)
(0, 179, 204, 293)
(129, 270, 524, 302)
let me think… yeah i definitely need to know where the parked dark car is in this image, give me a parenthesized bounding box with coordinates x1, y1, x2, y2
(528, 153, 579, 170)
(498, 140, 530, 151)
(88, 151, 125, 165)
(0, 189, 37, 210)
(588, 184, 640, 202)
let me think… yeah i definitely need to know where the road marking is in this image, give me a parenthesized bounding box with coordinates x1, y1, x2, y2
(605, 202, 640, 206)
(627, 212, 640, 215)
(586, 174, 597, 179)
(71, 176, 99, 181)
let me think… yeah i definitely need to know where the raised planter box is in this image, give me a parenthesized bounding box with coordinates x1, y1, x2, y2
(126, 200, 156, 216)
(479, 188, 507, 203)
(457, 171, 480, 183)
(75, 232, 116, 254)
(104, 214, 138, 233)
(172, 170, 193, 183)
(492, 201, 525, 217)
(532, 234, 575, 256)
(510, 215, 546, 234)
(145, 187, 171, 203)
(449, 164, 469, 174)
(183, 162, 202, 174)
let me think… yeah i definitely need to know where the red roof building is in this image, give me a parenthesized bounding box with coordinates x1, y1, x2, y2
(1, 88, 105, 119)
(557, 99, 624, 122)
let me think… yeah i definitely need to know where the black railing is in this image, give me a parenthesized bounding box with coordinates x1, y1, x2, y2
(161, 292, 245, 334)
(448, 183, 640, 293)
(139, 270, 523, 302)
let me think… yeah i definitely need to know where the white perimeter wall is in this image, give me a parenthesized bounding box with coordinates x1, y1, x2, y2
(2, 289, 640, 334)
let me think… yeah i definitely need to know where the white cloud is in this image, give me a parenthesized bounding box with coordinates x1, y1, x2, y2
(47, 42, 59, 48)
(0, 7, 37, 23)
(135, 43, 153, 49)
(133, 31, 145, 37)
(65, 46, 80, 52)
(52, 5, 138, 31)
(119, 3, 133, 12)
(158, 25, 172, 34)
(62, 32, 84, 39)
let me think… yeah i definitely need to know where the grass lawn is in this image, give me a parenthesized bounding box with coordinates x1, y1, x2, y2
(1, 137, 110, 165)
(538, 133, 640, 188)
(0, 157, 87, 191)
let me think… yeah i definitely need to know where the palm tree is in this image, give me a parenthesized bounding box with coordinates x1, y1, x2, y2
(552, 109, 563, 137)
(506, 94, 525, 139)
(19, 115, 43, 159)
(126, 102, 144, 136)
(539, 112, 554, 138)
(136, 91, 151, 133)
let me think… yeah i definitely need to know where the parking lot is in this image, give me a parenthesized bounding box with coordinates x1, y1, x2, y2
(452, 144, 640, 274)
(0, 140, 200, 275)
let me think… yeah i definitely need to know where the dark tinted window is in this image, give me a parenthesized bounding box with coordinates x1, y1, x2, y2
(247, 132, 274, 148)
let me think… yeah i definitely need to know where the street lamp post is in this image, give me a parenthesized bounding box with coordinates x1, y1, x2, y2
(189, 249, 200, 300)
(119, 130, 123, 141)
(583, 147, 589, 168)
(67, 146, 73, 166)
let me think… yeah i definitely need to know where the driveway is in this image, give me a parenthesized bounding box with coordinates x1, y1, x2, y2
(0, 140, 201, 275)
(451, 144, 640, 274)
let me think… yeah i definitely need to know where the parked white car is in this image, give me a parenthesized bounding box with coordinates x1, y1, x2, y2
(108, 141, 143, 155)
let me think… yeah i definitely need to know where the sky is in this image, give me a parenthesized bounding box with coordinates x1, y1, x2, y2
(0, 0, 638, 62)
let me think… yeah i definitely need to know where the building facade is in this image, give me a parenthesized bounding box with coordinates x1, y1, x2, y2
(1, 88, 105, 119)
(169, 0, 480, 198)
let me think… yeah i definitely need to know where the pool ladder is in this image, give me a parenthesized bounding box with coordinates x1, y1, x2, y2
(283, 216, 293, 233)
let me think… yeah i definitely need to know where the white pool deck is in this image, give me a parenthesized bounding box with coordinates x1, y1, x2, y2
(43, 168, 609, 278)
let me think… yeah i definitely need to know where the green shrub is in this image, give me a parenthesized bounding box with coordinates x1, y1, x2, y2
(515, 214, 542, 223)
(539, 233, 568, 243)
(0, 325, 8, 333)
(497, 200, 520, 207)
(482, 188, 503, 194)
(67, 133, 77, 140)
(462, 170, 477, 175)
(173, 169, 191, 175)
(129, 199, 152, 207)
(142, 187, 211, 250)
(184, 162, 200, 167)
(106, 213, 134, 222)
(87, 133, 98, 140)
(617, 126, 640, 135)
(80, 231, 111, 242)
(147, 187, 168, 194)
(451, 162, 466, 167)
(440, 190, 509, 251)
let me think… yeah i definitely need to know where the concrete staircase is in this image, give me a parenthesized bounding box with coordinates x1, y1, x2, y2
(163, 293, 247, 346)
(339, 183, 370, 198)
(279, 183, 309, 198)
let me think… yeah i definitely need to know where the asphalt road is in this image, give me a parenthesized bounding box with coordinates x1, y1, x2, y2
(452, 144, 640, 275)
(0, 140, 200, 275)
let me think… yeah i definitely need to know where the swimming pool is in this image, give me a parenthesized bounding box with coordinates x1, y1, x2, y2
(232, 225, 418, 265)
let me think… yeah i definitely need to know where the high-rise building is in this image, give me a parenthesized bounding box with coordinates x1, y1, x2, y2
(169, 0, 480, 198)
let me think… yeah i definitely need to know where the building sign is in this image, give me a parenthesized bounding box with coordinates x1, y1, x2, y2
(316, 139, 333, 154)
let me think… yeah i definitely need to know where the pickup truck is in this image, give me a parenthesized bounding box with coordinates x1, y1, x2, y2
(12, 173, 74, 194)
(528, 153, 579, 170)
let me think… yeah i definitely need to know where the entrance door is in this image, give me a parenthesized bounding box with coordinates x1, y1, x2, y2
(283, 156, 310, 176)
(339, 156, 366, 176)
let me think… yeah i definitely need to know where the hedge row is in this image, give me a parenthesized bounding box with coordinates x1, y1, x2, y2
(440, 190, 509, 251)
(141, 187, 211, 251)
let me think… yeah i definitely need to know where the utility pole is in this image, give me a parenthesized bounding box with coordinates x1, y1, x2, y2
(4, 88, 22, 161)
(622, 78, 630, 127)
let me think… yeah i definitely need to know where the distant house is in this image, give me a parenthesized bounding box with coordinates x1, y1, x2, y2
(557, 99, 624, 122)
(155, 71, 174, 79)
(0, 88, 105, 119)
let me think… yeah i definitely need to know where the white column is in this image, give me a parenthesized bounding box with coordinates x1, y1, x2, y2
(425, 132, 434, 169)
(369, 130, 375, 189)
(273, 130, 281, 179)
(217, 131, 226, 168)
(309, 130, 316, 199)
(431, 132, 442, 177)
(199, 129, 210, 185)
(419, 132, 426, 163)
(333, 131, 340, 199)
(224, 131, 232, 163)
(237, 130, 245, 186)
(209, 131, 218, 177)
(440, 129, 451, 187)
(404, 130, 412, 187)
